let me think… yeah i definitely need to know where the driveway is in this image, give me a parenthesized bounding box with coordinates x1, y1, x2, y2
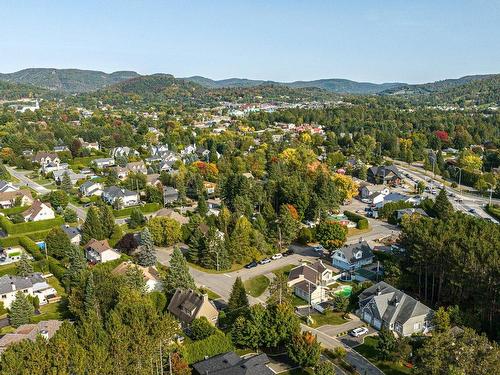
(338, 328, 377, 348)
(317, 315, 363, 338)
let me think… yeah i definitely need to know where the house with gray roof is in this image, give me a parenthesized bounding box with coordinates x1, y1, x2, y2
(61, 225, 81, 245)
(92, 158, 115, 169)
(192, 352, 273, 375)
(287, 260, 338, 304)
(331, 240, 374, 271)
(102, 186, 140, 207)
(79, 180, 103, 197)
(0, 274, 57, 309)
(358, 281, 433, 336)
(0, 320, 63, 353)
(367, 165, 403, 186)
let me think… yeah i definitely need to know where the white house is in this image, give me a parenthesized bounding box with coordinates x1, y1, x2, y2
(92, 158, 115, 169)
(0, 274, 57, 309)
(332, 241, 374, 271)
(32, 152, 60, 167)
(61, 225, 82, 245)
(52, 169, 86, 185)
(360, 185, 390, 200)
(102, 186, 140, 207)
(287, 260, 338, 304)
(78, 138, 100, 151)
(85, 239, 121, 264)
(79, 180, 103, 197)
(0, 190, 33, 209)
(0, 181, 18, 193)
(22, 200, 55, 222)
(111, 147, 139, 158)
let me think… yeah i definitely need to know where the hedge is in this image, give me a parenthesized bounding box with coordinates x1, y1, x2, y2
(0, 215, 64, 235)
(182, 333, 234, 364)
(485, 204, 500, 221)
(344, 210, 369, 229)
(0, 206, 30, 215)
(113, 203, 161, 218)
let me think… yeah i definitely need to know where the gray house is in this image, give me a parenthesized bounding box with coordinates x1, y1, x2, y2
(163, 186, 179, 205)
(331, 240, 374, 271)
(358, 281, 433, 336)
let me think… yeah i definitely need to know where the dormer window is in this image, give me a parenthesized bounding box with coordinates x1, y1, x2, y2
(354, 251, 362, 259)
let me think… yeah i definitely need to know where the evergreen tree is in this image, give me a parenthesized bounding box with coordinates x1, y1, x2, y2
(100, 205, 115, 238)
(201, 226, 230, 270)
(9, 291, 34, 327)
(433, 189, 453, 219)
(187, 226, 204, 263)
(84, 273, 97, 316)
(128, 208, 145, 229)
(64, 245, 87, 289)
(124, 266, 147, 294)
(81, 206, 104, 243)
(136, 227, 156, 267)
(164, 247, 195, 292)
(63, 207, 78, 223)
(377, 328, 397, 360)
(197, 194, 208, 216)
(267, 272, 292, 306)
(278, 204, 300, 247)
(60, 171, 73, 193)
(227, 277, 249, 323)
(45, 226, 72, 259)
(16, 253, 33, 276)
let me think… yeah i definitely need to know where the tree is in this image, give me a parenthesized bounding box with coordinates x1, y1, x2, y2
(316, 220, 348, 251)
(9, 291, 34, 327)
(16, 253, 33, 276)
(64, 245, 86, 289)
(200, 226, 230, 271)
(332, 174, 358, 202)
(287, 331, 321, 368)
(147, 217, 182, 247)
(315, 361, 335, 375)
(267, 272, 292, 306)
(136, 227, 156, 267)
(60, 171, 73, 193)
(433, 189, 453, 219)
(45, 226, 72, 259)
(377, 328, 397, 361)
(81, 206, 104, 243)
(116, 233, 139, 255)
(278, 204, 300, 248)
(170, 352, 191, 375)
(197, 194, 208, 216)
(84, 272, 97, 315)
(164, 247, 195, 292)
(100, 205, 115, 238)
(332, 294, 349, 318)
(124, 266, 147, 294)
(416, 180, 426, 194)
(63, 208, 78, 223)
(189, 317, 217, 340)
(129, 208, 145, 229)
(226, 277, 249, 323)
(433, 307, 451, 332)
(49, 190, 69, 209)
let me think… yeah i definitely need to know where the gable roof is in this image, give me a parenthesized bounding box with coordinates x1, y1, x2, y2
(368, 165, 403, 179)
(103, 186, 137, 198)
(0, 275, 33, 294)
(167, 288, 218, 324)
(0, 320, 63, 352)
(61, 225, 80, 240)
(80, 179, 101, 190)
(288, 260, 328, 284)
(0, 189, 32, 202)
(192, 352, 273, 375)
(23, 200, 52, 220)
(359, 281, 433, 325)
(112, 261, 161, 282)
(85, 239, 112, 254)
(334, 241, 373, 264)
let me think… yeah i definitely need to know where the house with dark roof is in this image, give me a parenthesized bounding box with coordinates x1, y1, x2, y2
(358, 281, 433, 336)
(167, 288, 219, 325)
(32, 151, 59, 167)
(79, 180, 103, 197)
(0, 180, 18, 193)
(163, 186, 179, 205)
(102, 186, 140, 207)
(367, 165, 403, 186)
(192, 352, 273, 375)
(61, 225, 81, 245)
(0, 274, 57, 309)
(287, 260, 338, 304)
(331, 240, 374, 271)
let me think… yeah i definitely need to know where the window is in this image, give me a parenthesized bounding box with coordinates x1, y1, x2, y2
(1, 295, 5, 299)
(413, 322, 421, 331)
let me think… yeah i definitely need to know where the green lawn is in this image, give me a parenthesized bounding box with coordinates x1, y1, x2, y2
(277, 368, 314, 375)
(0, 262, 18, 277)
(272, 264, 296, 277)
(31, 302, 66, 323)
(308, 311, 349, 328)
(244, 275, 270, 298)
(355, 336, 412, 375)
(204, 288, 221, 300)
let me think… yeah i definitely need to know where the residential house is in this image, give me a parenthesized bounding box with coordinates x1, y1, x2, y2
(61, 225, 81, 245)
(92, 158, 115, 169)
(102, 186, 140, 207)
(0, 189, 33, 208)
(146, 173, 162, 187)
(79, 180, 103, 197)
(0, 181, 18, 193)
(203, 181, 217, 196)
(149, 144, 170, 156)
(192, 352, 273, 375)
(41, 162, 69, 174)
(53, 145, 69, 152)
(331, 240, 374, 271)
(113, 166, 130, 180)
(32, 152, 59, 167)
(0, 274, 57, 309)
(112, 261, 162, 292)
(0, 320, 63, 354)
(78, 138, 100, 151)
(85, 239, 121, 264)
(396, 208, 429, 221)
(287, 260, 338, 304)
(181, 144, 197, 157)
(359, 184, 390, 200)
(167, 288, 219, 325)
(52, 169, 86, 185)
(111, 146, 139, 158)
(126, 161, 147, 175)
(154, 208, 189, 225)
(163, 186, 179, 205)
(159, 159, 176, 172)
(22, 200, 55, 222)
(367, 165, 403, 186)
(358, 281, 433, 336)
(374, 193, 412, 209)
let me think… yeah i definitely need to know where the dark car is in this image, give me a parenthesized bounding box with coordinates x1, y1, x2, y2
(244, 261, 258, 269)
(283, 249, 294, 257)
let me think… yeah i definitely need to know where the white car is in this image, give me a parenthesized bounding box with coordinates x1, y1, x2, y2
(271, 253, 283, 260)
(259, 258, 271, 265)
(349, 327, 369, 337)
(312, 245, 324, 253)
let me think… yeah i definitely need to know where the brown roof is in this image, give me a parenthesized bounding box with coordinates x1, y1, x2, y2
(112, 261, 161, 282)
(33, 151, 58, 162)
(167, 288, 218, 325)
(85, 239, 112, 254)
(288, 263, 320, 284)
(0, 189, 32, 202)
(155, 208, 189, 224)
(0, 320, 63, 352)
(23, 199, 51, 220)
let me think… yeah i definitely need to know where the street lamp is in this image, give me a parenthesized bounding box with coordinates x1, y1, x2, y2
(453, 166, 463, 194)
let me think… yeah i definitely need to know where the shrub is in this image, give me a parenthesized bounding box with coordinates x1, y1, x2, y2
(298, 227, 313, 244)
(48, 257, 67, 280)
(189, 317, 218, 340)
(0, 215, 64, 235)
(182, 332, 234, 364)
(344, 210, 369, 229)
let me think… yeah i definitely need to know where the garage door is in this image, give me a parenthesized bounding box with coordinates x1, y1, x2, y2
(373, 318, 382, 329)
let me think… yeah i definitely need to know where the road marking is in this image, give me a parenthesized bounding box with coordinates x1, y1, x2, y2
(224, 274, 232, 278)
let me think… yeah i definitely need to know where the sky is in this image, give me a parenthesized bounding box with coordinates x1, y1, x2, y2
(1, 0, 499, 83)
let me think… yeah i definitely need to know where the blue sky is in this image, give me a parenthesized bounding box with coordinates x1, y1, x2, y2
(1, 0, 499, 83)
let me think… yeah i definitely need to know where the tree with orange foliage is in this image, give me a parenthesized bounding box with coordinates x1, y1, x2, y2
(170, 352, 191, 375)
(287, 331, 321, 368)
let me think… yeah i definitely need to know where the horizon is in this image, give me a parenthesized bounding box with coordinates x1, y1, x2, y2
(1, 1, 499, 84)
(1, 66, 498, 85)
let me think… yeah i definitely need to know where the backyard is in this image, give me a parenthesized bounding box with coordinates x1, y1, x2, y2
(244, 275, 270, 298)
(355, 336, 412, 375)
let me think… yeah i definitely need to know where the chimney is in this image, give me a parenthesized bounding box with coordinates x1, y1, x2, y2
(376, 286, 381, 295)
(40, 329, 49, 340)
(394, 296, 399, 307)
(10, 281, 16, 292)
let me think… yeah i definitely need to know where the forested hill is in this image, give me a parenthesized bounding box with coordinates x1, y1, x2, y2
(0, 80, 50, 100)
(0, 68, 140, 93)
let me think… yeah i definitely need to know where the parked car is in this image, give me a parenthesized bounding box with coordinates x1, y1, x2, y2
(271, 253, 283, 260)
(283, 249, 294, 257)
(349, 327, 369, 337)
(244, 261, 258, 269)
(259, 258, 271, 265)
(312, 245, 324, 253)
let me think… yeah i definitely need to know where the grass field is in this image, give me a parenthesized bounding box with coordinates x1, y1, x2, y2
(355, 336, 412, 375)
(244, 275, 270, 297)
(308, 311, 348, 328)
(272, 264, 296, 277)
(31, 302, 66, 323)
